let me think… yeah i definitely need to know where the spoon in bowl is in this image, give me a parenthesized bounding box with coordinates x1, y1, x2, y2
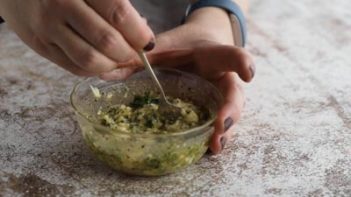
(138, 51, 181, 119)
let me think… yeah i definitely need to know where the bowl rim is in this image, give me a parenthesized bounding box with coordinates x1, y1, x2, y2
(70, 68, 222, 137)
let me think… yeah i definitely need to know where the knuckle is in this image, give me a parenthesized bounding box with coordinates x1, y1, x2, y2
(119, 48, 135, 62)
(109, 0, 131, 25)
(121, 49, 135, 62)
(96, 32, 118, 52)
(77, 49, 98, 70)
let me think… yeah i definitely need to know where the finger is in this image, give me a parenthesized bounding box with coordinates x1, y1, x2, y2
(147, 49, 194, 67)
(28, 35, 94, 76)
(54, 25, 118, 74)
(209, 73, 245, 154)
(47, 44, 96, 76)
(121, 48, 194, 69)
(85, 0, 154, 50)
(99, 66, 141, 81)
(193, 45, 255, 82)
(64, 0, 135, 62)
(123, 46, 255, 83)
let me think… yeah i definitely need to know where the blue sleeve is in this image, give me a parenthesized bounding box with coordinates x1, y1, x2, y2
(186, 0, 247, 47)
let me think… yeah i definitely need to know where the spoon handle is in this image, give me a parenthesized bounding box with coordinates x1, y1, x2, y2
(138, 52, 168, 101)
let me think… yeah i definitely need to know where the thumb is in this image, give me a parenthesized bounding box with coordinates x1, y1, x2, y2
(209, 73, 245, 154)
(193, 45, 255, 82)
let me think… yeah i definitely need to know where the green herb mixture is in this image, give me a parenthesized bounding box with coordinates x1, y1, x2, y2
(97, 92, 208, 133)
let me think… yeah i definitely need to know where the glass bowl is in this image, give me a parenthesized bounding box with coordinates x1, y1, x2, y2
(70, 68, 222, 176)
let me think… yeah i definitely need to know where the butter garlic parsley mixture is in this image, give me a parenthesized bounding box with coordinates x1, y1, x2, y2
(97, 92, 208, 133)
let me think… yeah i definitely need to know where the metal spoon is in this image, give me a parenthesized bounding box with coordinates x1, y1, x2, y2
(138, 51, 181, 118)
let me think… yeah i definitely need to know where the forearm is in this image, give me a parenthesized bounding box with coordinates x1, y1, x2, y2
(185, 0, 248, 44)
(155, 0, 248, 51)
(186, 7, 234, 45)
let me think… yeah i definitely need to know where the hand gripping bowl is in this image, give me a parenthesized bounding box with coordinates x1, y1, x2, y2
(70, 68, 222, 176)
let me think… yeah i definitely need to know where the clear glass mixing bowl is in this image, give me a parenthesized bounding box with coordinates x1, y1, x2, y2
(70, 68, 222, 176)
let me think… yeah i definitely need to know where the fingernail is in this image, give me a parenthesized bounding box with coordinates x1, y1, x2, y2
(249, 63, 256, 78)
(143, 40, 155, 51)
(224, 117, 234, 132)
(220, 137, 227, 150)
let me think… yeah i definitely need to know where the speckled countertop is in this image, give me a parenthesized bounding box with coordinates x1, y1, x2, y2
(1, 0, 350, 196)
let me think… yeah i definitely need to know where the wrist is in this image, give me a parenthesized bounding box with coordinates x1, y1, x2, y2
(185, 0, 248, 47)
(154, 7, 234, 52)
(185, 7, 234, 45)
(154, 23, 220, 53)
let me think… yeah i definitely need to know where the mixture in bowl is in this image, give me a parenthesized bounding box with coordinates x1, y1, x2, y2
(77, 80, 217, 176)
(97, 92, 209, 133)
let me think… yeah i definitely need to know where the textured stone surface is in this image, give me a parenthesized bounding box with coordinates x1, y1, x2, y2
(1, 0, 351, 196)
